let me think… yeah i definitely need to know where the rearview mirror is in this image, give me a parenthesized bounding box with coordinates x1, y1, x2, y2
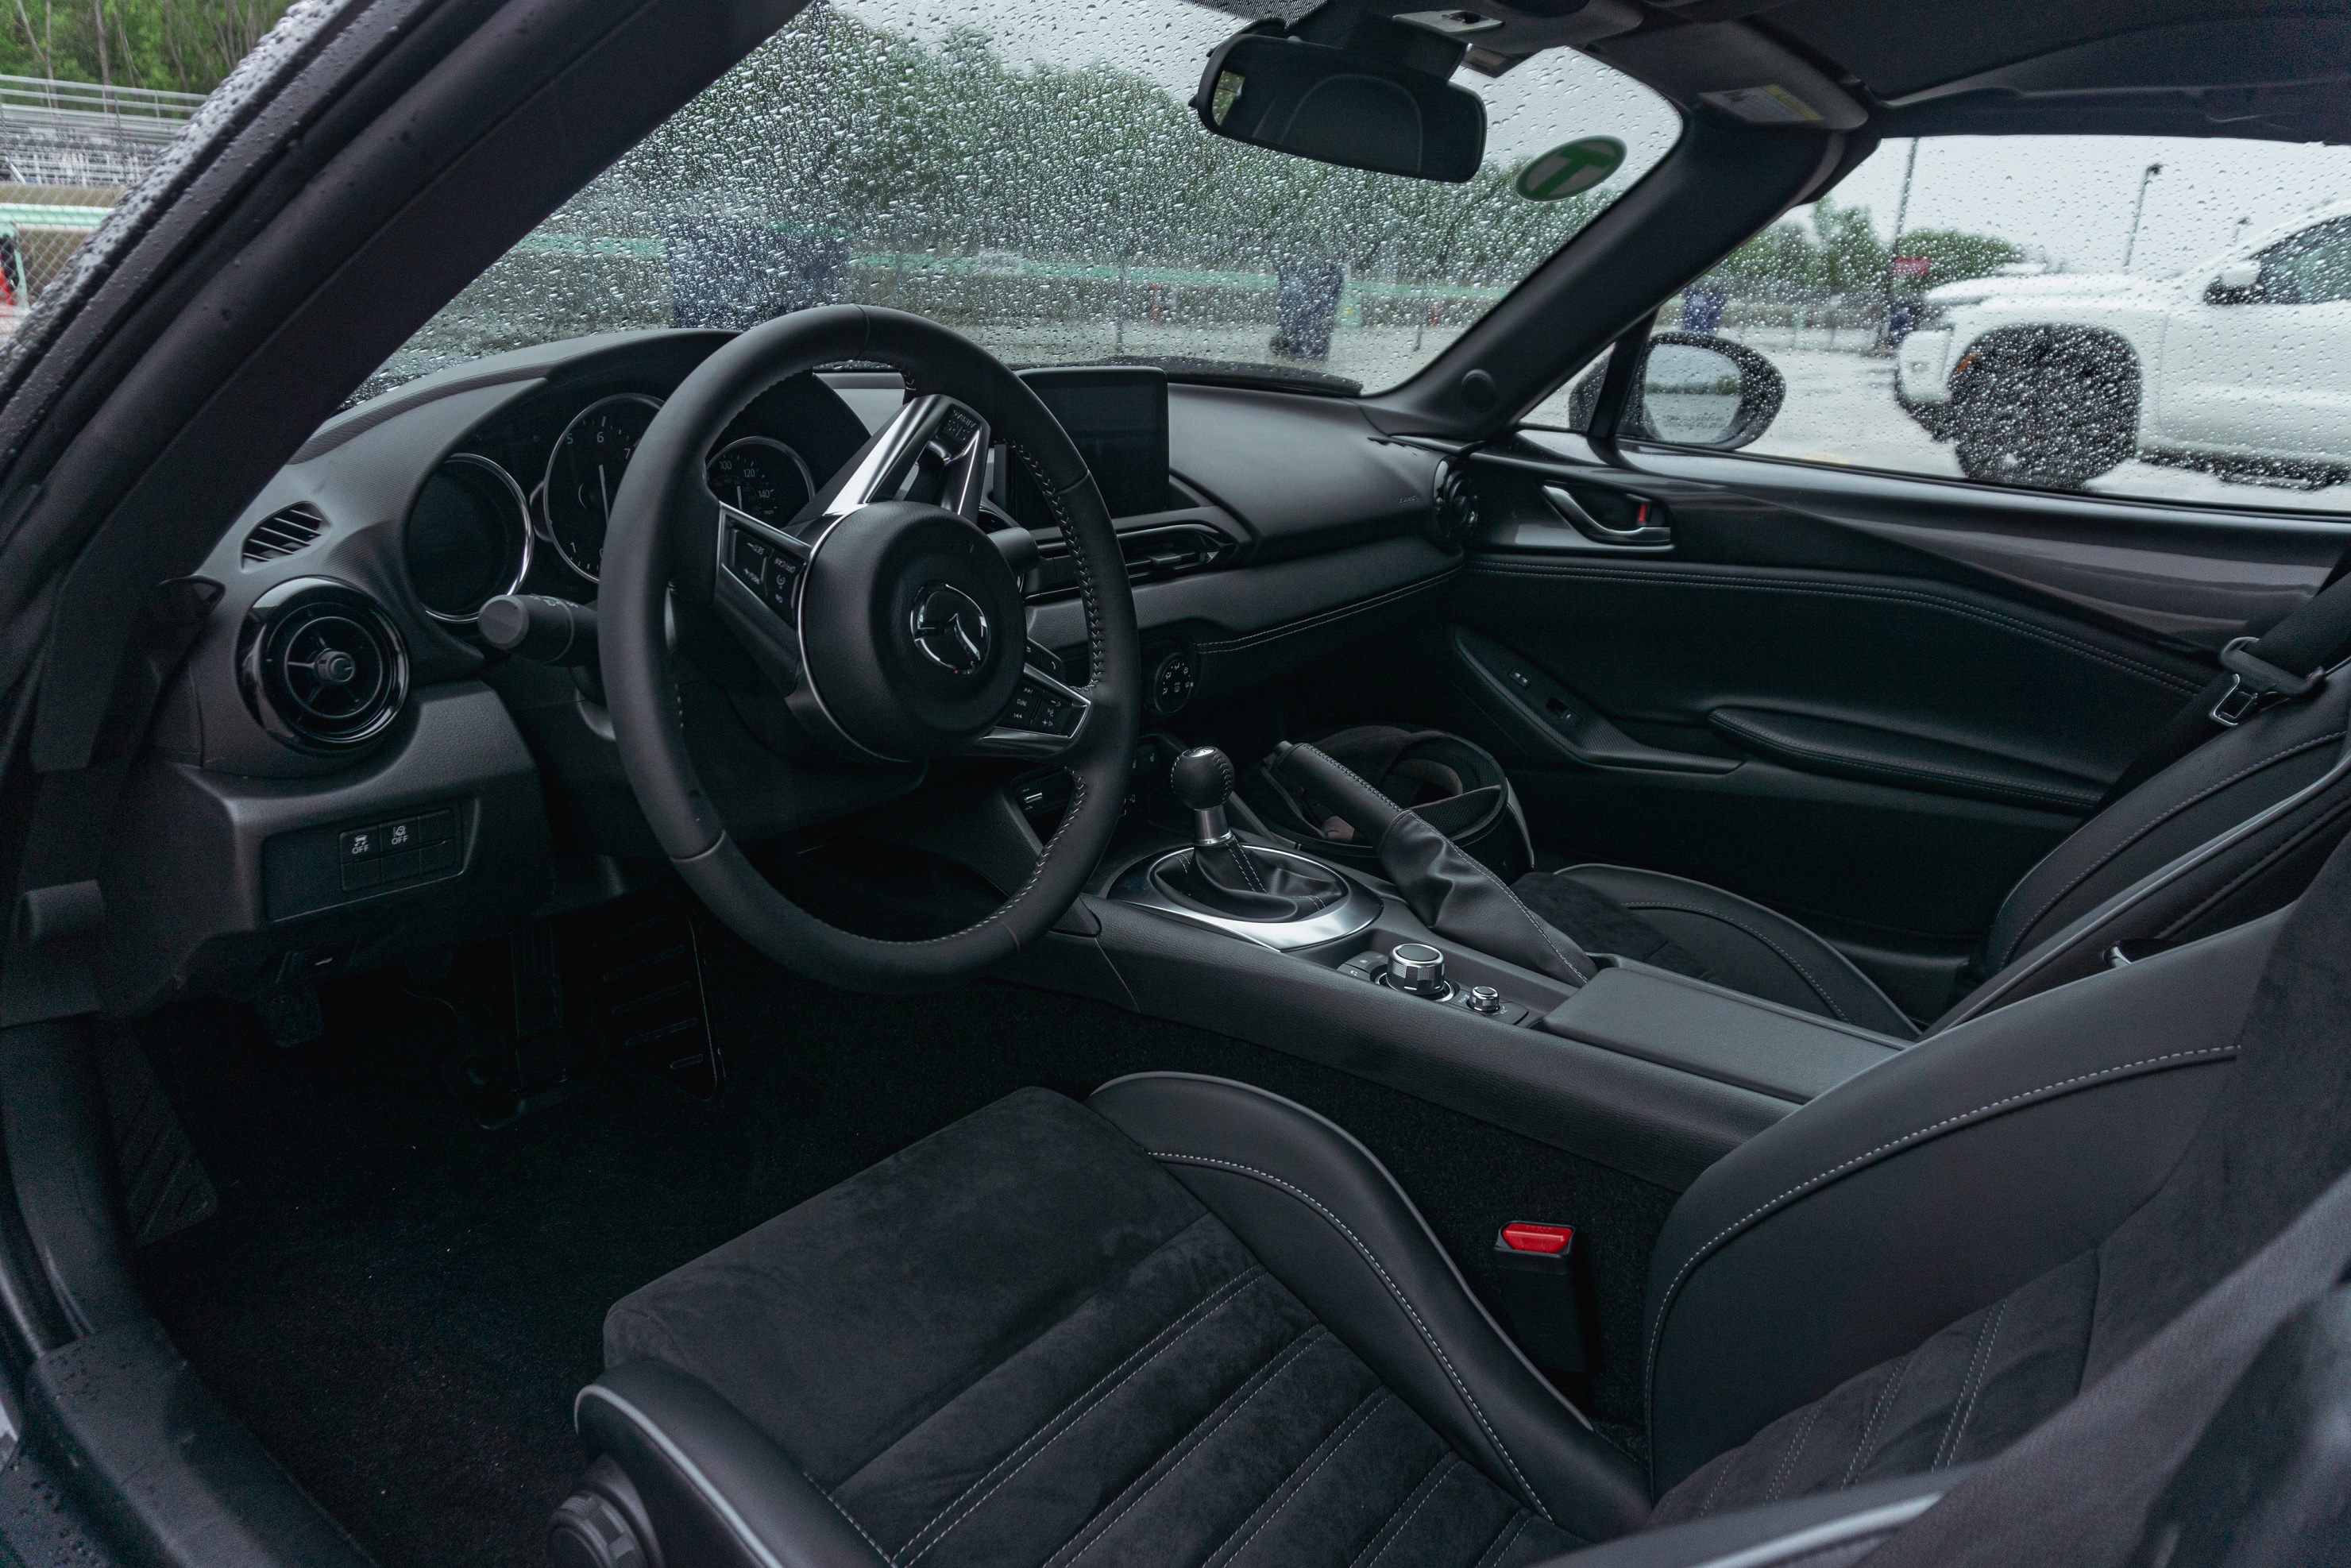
(1193, 14, 1487, 183)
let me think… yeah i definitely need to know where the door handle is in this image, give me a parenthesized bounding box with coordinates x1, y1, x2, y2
(1543, 484, 1673, 547)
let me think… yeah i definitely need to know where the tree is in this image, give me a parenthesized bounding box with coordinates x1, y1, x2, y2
(1892, 227, 2023, 291)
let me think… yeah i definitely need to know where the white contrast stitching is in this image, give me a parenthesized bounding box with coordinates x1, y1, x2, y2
(809, 1473, 898, 1566)
(1935, 1301, 2006, 1470)
(1471, 1512, 1531, 1568)
(900, 1267, 1271, 1562)
(1354, 1455, 1455, 1568)
(1643, 1045, 2238, 1429)
(1841, 1351, 1913, 1488)
(1762, 1400, 1825, 1505)
(1060, 1331, 1324, 1566)
(1146, 1149, 1558, 1524)
(1220, 1390, 1384, 1566)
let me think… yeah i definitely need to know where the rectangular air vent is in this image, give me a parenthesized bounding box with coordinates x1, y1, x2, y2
(241, 503, 326, 566)
(1028, 523, 1233, 600)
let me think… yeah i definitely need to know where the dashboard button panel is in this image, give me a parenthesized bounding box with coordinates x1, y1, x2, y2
(335, 806, 460, 895)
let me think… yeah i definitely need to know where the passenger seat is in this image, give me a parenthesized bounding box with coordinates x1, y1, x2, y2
(1514, 661, 2351, 1036)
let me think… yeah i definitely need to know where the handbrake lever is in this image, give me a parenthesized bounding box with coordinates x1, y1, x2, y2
(1274, 740, 1593, 987)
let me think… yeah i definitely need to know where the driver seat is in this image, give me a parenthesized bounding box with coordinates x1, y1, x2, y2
(559, 834, 2351, 1567)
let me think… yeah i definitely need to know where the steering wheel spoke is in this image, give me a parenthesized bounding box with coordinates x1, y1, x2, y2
(826, 393, 993, 523)
(961, 662, 1093, 759)
(600, 304, 1137, 991)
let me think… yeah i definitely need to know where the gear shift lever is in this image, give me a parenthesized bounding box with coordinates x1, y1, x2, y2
(1170, 745, 1238, 848)
(1151, 745, 1348, 922)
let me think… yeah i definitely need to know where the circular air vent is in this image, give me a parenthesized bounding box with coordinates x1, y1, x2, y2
(237, 578, 409, 753)
(1430, 461, 1480, 551)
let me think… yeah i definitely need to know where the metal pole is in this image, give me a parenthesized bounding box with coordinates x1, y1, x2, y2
(2123, 163, 2163, 272)
(1880, 139, 1919, 350)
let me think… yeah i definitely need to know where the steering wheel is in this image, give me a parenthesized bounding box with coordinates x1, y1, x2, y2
(600, 306, 1141, 991)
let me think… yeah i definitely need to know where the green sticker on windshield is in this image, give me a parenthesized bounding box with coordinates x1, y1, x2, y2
(1514, 137, 1626, 201)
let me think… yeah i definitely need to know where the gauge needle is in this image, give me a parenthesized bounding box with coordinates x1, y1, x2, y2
(598, 465, 612, 520)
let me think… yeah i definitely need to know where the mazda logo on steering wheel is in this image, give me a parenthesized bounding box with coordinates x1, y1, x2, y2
(909, 582, 991, 676)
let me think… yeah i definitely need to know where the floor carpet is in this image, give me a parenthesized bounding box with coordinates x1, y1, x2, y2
(136, 895, 1670, 1568)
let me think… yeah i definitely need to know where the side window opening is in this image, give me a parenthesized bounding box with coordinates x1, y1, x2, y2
(1538, 136, 2351, 513)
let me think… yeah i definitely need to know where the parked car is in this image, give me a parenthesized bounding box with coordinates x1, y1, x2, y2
(1895, 200, 2351, 489)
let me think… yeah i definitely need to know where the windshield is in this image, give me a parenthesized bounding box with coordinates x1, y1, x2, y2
(365, 0, 1678, 401)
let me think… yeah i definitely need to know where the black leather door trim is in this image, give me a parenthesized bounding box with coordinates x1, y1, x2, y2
(1708, 709, 2106, 813)
(1554, 438, 2351, 655)
(1466, 561, 2201, 698)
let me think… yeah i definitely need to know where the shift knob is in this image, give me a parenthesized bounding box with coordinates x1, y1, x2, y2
(1171, 746, 1236, 848)
(1170, 746, 1235, 811)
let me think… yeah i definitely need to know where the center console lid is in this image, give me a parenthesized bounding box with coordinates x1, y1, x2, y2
(1539, 964, 1905, 1104)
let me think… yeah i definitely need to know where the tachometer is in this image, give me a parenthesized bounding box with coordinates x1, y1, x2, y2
(706, 436, 815, 527)
(542, 392, 662, 579)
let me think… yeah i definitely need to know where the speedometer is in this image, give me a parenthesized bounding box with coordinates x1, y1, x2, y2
(706, 436, 815, 527)
(542, 392, 662, 579)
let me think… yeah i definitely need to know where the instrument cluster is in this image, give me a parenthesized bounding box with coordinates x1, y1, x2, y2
(402, 385, 823, 628)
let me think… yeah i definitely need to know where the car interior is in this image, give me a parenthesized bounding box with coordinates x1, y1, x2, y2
(2, 0, 2350, 1566)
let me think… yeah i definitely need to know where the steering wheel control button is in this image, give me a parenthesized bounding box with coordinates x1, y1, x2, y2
(909, 582, 991, 675)
(1384, 943, 1451, 998)
(1467, 984, 1504, 1014)
(1002, 679, 1082, 737)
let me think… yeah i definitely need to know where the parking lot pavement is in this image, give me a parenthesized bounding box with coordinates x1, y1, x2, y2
(1723, 342, 2351, 515)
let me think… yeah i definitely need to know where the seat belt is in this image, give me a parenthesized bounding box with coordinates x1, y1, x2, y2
(2094, 553, 2351, 809)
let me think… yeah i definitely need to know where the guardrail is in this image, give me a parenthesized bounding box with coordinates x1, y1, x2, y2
(0, 74, 203, 135)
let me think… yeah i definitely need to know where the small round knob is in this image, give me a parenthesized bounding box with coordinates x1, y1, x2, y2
(1170, 746, 1235, 812)
(1388, 943, 1446, 996)
(1466, 985, 1503, 1015)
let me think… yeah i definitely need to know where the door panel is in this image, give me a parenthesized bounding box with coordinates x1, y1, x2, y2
(1448, 435, 2336, 979)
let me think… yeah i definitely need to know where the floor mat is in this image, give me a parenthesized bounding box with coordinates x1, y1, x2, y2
(137, 897, 1670, 1568)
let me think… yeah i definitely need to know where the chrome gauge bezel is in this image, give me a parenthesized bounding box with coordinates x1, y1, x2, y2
(540, 392, 665, 582)
(407, 452, 533, 627)
(705, 434, 816, 527)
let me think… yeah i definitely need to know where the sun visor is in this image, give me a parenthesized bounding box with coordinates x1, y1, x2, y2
(1587, 21, 1866, 130)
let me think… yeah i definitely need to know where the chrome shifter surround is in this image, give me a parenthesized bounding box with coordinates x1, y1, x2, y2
(1110, 845, 1382, 950)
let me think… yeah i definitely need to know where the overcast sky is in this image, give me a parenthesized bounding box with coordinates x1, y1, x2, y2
(838, 0, 2351, 280)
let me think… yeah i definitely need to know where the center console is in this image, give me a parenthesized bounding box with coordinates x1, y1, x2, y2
(1011, 737, 1911, 1195)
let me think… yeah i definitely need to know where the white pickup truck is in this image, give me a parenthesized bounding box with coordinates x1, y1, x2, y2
(1894, 202, 2351, 491)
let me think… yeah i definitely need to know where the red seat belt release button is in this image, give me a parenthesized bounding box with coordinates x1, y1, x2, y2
(1492, 1222, 1585, 1373)
(1500, 1222, 1573, 1255)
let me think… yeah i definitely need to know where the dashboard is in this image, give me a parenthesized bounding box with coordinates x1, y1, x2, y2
(109, 327, 1462, 1017)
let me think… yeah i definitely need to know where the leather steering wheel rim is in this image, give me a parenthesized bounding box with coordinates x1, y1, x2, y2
(600, 305, 1141, 991)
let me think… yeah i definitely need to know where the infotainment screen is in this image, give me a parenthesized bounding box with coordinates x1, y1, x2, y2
(1011, 365, 1170, 521)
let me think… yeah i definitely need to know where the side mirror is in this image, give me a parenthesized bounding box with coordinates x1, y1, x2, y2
(1193, 13, 1486, 183)
(1606, 334, 1785, 450)
(2206, 259, 2263, 305)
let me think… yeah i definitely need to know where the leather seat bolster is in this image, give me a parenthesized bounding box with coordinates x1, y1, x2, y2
(1086, 1072, 1650, 1543)
(577, 1361, 888, 1568)
(1982, 677, 2351, 972)
(1519, 1469, 1966, 1568)
(1639, 911, 2284, 1494)
(1545, 865, 1917, 1039)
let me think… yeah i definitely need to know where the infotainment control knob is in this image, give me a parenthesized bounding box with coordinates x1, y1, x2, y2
(1387, 943, 1448, 998)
